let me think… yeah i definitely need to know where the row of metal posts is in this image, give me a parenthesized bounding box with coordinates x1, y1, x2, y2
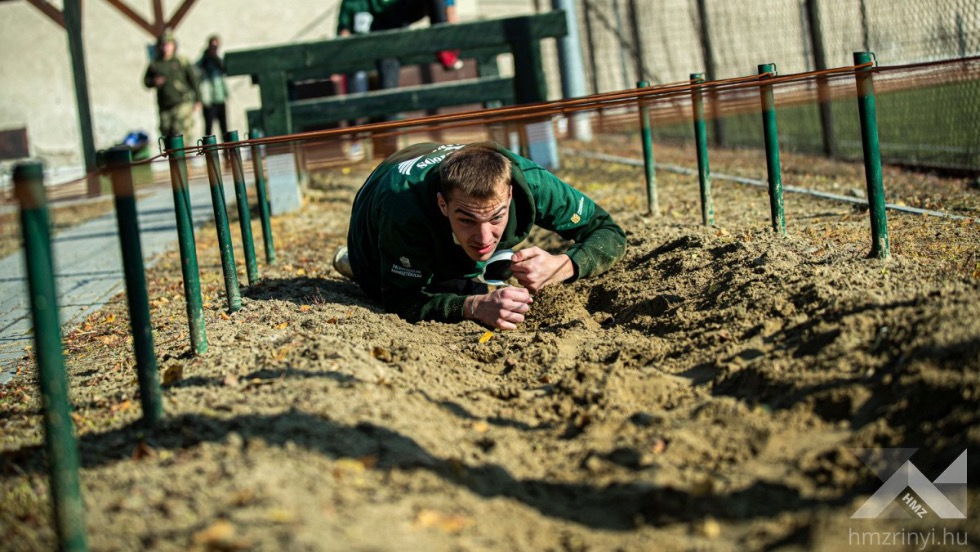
(637, 51, 890, 259)
(12, 129, 275, 551)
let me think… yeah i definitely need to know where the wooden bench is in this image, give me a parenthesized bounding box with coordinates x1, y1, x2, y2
(224, 12, 567, 137)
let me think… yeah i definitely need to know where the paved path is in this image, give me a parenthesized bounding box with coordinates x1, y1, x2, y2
(0, 178, 235, 384)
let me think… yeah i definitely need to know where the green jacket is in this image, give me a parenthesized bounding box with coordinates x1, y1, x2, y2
(143, 55, 200, 110)
(347, 142, 627, 323)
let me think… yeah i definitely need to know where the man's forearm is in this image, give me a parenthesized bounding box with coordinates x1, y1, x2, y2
(565, 225, 627, 280)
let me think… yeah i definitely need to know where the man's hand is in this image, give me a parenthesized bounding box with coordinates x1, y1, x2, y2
(153, 75, 166, 87)
(510, 247, 575, 293)
(468, 286, 532, 330)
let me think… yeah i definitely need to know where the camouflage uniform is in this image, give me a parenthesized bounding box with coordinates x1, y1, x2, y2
(143, 39, 200, 139)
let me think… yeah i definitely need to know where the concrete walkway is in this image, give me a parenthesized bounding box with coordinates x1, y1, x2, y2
(0, 177, 236, 384)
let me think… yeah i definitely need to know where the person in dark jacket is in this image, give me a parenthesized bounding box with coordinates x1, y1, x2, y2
(334, 142, 627, 330)
(143, 29, 201, 139)
(196, 34, 228, 138)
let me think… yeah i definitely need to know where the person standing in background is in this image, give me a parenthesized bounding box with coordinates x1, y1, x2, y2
(336, 0, 462, 94)
(143, 29, 201, 139)
(197, 35, 229, 139)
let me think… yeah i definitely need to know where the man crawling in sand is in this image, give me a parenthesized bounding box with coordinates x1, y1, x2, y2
(334, 142, 626, 330)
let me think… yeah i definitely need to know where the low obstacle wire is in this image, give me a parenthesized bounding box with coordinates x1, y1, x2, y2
(570, 149, 977, 223)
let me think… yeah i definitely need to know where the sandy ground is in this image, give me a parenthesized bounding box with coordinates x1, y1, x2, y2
(1, 137, 979, 551)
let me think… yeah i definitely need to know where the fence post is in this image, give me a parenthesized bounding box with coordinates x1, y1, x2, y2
(164, 135, 208, 354)
(853, 51, 890, 259)
(758, 64, 786, 236)
(551, 0, 593, 141)
(695, 0, 725, 147)
(202, 135, 242, 312)
(105, 147, 163, 426)
(249, 129, 276, 264)
(637, 80, 659, 216)
(224, 131, 259, 285)
(691, 73, 714, 226)
(580, 0, 600, 95)
(805, 0, 838, 157)
(14, 161, 89, 552)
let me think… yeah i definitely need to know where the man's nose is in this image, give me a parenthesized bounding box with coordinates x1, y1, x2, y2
(479, 223, 495, 243)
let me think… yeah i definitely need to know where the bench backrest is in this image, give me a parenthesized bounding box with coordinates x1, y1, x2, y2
(225, 12, 567, 136)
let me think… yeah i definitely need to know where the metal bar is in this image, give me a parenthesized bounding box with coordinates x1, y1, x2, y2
(164, 135, 207, 354)
(695, 0, 725, 147)
(166, 0, 198, 30)
(853, 51, 890, 259)
(106, 147, 163, 426)
(551, 0, 593, 141)
(805, 0, 838, 157)
(758, 64, 786, 236)
(64, 0, 100, 197)
(572, 149, 977, 223)
(224, 131, 259, 285)
(152, 0, 164, 34)
(690, 73, 714, 226)
(626, 0, 646, 82)
(637, 80, 658, 216)
(202, 135, 242, 312)
(250, 129, 276, 264)
(102, 0, 156, 36)
(14, 161, 89, 552)
(580, 0, 600, 95)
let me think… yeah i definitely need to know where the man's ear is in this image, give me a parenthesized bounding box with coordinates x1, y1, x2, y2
(436, 192, 449, 217)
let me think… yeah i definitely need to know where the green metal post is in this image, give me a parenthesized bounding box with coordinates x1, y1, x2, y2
(690, 73, 714, 226)
(164, 135, 207, 354)
(106, 147, 163, 426)
(249, 130, 276, 264)
(64, 0, 99, 198)
(853, 51, 890, 259)
(758, 64, 786, 236)
(637, 81, 659, 216)
(224, 131, 259, 285)
(14, 162, 89, 552)
(202, 135, 242, 312)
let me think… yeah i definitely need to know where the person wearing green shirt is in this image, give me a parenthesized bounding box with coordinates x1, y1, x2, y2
(334, 141, 627, 330)
(143, 29, 201, 139)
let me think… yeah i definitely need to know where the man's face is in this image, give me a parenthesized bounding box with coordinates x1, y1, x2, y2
(161, 40, 176, 59)
(437, 183, 512, 262)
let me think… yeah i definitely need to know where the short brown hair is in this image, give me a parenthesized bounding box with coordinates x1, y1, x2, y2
(439, 142, 511, 201)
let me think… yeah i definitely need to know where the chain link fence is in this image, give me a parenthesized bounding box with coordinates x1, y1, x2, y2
(568, 0, 980, 171)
